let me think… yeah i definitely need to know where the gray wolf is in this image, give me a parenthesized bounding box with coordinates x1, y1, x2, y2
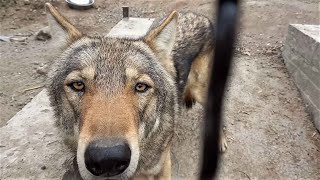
(45, 3, 226, 180)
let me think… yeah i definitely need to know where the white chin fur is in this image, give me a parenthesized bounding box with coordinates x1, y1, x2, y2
(76, 137, 139, 180)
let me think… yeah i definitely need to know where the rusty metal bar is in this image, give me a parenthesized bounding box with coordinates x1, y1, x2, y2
(122, 6, 129, 18)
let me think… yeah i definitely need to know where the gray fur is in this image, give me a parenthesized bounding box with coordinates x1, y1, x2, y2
(151, 12, 215, 98)
(47, 37, 178, 176)
(47, 11, 214, 179)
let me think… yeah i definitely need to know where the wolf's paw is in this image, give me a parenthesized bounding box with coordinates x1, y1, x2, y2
(183, 88, 196, 108)
(184, 99, 195, 108)
(62, 157, 83, 180)
(184, 96, 195, 108)
(219, 133, 228, 153)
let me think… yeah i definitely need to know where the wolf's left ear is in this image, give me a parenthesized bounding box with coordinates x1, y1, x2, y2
(45, 3, 82, 49)
(144, 11, 178, 75)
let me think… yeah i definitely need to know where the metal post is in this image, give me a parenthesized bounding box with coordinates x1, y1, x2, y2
(122, 6, 129, 18)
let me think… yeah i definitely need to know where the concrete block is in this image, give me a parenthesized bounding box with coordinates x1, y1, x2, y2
(285, 58, 320, 128)
(285, 24, 320, 70)
(0, 18, 154, 179)
(107, 17, 154, 38)
(0, 90, 71, 179)
(283, 46, 320, 88)
(283, 24, 320, 131)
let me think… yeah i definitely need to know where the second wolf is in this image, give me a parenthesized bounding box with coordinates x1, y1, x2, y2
(46, 3, 226, 180)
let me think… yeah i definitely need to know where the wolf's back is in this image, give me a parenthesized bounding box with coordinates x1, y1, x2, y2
(174, 12, 215, 91)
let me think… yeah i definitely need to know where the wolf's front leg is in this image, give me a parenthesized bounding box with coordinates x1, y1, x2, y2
(220, 131, 228, 152)
(154, 148, 171, 180)
(133, 147, 171, 180)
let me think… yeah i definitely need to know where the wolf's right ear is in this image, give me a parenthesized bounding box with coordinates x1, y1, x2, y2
(144, 11, 178, 76)
(45, 3, 82, 48)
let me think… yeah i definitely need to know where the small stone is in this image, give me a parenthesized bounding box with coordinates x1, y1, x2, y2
(23, 0, 31, 5)
(32, 62, 40, 65)
(41, 165, 46, 170)
(35, 26, 51, 41)
(0, 36, 11, 42)
(11, 37, 27, 42)
(17, 102, 25, 107)
(36, 66, 49, 76)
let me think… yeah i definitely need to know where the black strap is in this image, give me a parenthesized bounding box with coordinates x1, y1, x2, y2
(200, 0, 239, 179)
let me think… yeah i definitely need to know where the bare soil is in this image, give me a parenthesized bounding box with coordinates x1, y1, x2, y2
(0, 0, 319, 179)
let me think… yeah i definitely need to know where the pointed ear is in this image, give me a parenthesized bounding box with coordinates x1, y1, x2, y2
(144, 11, 178, 75)
(45, 3, 82, 48)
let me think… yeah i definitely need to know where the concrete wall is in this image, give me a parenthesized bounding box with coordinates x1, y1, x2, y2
(282, 24, 320, 131)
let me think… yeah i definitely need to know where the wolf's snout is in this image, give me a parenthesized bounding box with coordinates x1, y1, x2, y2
(84, 139, 131, 177)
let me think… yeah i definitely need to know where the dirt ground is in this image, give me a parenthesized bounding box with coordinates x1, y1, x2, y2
(0, 0, 319, 179)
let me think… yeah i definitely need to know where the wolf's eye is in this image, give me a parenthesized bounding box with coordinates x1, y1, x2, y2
(70, 81, 85, 91)
(135, 82, 149, 93)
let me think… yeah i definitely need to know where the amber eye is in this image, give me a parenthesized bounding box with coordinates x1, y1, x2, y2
(135, 82, 149, 93)
(71, 81, 85, 91)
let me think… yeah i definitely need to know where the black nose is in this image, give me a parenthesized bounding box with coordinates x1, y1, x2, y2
(84, 139, 131, 177)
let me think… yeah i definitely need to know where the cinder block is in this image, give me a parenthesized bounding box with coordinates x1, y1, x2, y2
(283, 47, 320, 87)
(285, 24, 320, 71)
(283, 24, 320, 131)
(285, 59, 320, 128)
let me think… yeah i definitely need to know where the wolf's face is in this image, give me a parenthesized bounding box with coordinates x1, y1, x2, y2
(45, 3, 178, 179)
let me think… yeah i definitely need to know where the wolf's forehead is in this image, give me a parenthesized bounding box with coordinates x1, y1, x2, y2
(63, 37, 159, 84)
(66, 37, 154, 68)
(65, 38, 124, 65)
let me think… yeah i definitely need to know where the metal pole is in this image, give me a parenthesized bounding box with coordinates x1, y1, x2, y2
(122, 6, 129, 18)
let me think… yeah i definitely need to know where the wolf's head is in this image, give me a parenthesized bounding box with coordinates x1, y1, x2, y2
(45, 3, 178, 179)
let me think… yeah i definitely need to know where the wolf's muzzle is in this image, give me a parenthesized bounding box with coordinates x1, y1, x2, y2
(84, 139, 131, 177)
